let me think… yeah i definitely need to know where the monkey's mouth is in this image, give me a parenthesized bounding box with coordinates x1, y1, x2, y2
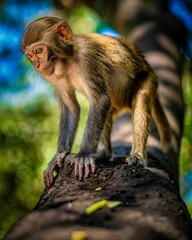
(36, 55, 56, 73)
(36, 55, 64, 80)
(36, 62, 54, 76)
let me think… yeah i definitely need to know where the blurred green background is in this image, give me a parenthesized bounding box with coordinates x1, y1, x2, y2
(0, 0, 192, 238)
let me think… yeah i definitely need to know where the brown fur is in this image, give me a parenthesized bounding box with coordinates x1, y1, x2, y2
(22, 17, 171, 186)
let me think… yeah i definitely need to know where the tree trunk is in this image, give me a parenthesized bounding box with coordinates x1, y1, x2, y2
(3, 157, 192, 240)
(4, 1, 192, 239)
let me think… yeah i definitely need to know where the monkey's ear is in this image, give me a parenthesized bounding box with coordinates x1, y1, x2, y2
(53, 21, 73, 41)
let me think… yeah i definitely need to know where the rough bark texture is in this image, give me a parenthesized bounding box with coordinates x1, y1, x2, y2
(4, 155, 192, 240)
(3, 1, 192, 239)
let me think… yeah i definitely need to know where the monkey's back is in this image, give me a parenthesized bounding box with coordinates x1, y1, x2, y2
(74, 33, 154, 111)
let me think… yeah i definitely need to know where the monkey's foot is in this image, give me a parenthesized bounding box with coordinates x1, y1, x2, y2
(125, 156, 146, 168)
(43, 151, 68, 187)
(69, 154, 96, 181)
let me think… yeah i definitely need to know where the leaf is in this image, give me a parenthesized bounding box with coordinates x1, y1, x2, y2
(85, 200, 122, 214)
(106, 200, 121, 208)
(71, 230, 88, 240)
(85, 200, 108, 214)
(95, 187, 102, 191)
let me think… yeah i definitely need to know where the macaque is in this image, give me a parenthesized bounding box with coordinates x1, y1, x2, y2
(22, 17, 171, 186)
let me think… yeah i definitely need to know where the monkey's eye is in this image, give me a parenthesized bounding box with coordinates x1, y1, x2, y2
(35, 48, 43, 54)
(26, 53, 33, 59)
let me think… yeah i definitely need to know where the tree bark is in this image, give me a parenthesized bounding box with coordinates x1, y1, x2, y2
(4, 1, 192, 239)
(3, 157, 192, 240)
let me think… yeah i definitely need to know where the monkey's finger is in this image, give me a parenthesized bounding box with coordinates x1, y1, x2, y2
(43, 174, 47, 186)
(57, 157, 63, 168)
(46, 175, 52, 187)
(84, 161, 90, 178)
(70, 158, 75, 167)
(78, 158, 84, 181)
(74, 161, 79, 178)
(43, 170, 53, 187)
(126, 156, 145, 167)
(43, 170, 48, 186)
(57, 152, 67, 168)
(90, 159, 96, 173)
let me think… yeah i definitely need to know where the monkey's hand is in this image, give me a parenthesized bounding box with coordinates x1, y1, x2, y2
(125, 155, 146, 168)
(43, 151, 68, 187)
(69, 154, 96, 181)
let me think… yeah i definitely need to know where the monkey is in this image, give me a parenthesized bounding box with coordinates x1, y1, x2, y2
(21, 16, 171, 186)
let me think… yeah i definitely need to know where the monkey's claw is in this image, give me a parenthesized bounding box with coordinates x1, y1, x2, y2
(70, 155, 96, 181)
(43, 151, 68, 187)
(125, 156, 145, 167)
(43, 168, 54, 187)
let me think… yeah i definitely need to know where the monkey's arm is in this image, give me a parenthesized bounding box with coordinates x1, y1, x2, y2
(43, 92, 80, 186)
(70, 93, 111, 180)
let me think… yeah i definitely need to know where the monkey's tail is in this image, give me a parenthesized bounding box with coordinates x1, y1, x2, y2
(152, 96, 172, 153)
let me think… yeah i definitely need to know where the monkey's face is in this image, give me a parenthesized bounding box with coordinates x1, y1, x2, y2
(24, 42, 65, 81)
(22, 18, 74, 82)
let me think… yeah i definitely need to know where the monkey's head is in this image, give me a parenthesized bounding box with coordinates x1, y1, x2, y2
(22, 17, 74, 81)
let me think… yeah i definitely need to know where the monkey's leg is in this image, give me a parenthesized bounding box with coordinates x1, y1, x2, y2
(152, 96, 171, 152)
(126, 79, 155, 167)
(43, 95, 80, 186)
(97, 110, 113, 160)
(70, 94, 111, 180)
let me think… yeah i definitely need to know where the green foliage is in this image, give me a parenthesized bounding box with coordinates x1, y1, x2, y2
(180, 66, 192, 173)
(0, 99, 56, 237)
(179, 65, 192, 216)
(0, 95, 89, 238)
(68, 5, 100, 34)
(72, 94, 89, 151)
